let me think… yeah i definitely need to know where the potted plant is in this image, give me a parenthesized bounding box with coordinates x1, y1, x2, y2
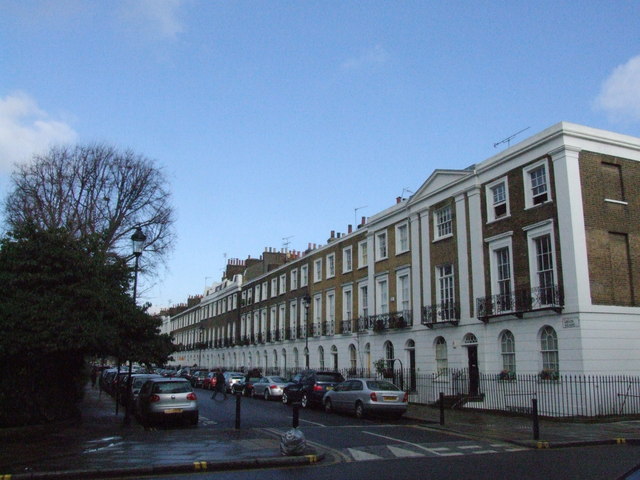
(498, 369, 514, 381)
(539, 369, 559, 381)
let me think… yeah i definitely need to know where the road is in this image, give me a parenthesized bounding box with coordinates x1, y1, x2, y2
(168, 388, 640, 480)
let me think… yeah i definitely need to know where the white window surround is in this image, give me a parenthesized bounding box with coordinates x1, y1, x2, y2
(376, 275, 389, 314)
(314, 259, 322, 283)
(524, 220, 557, 291)
(279, 274, 286, 295)
(486, 232, 514, 301)
(271, 278, 278, 298)
(375, 231, 388, 261)
(485, 177, 510, 223)
(326, 253, 336, 279)
(358, 240, 368, 269)
(433, 205, 453, 241)
(523, 158, 552, 209)
(395, 222, 410, 255)
(358, 281, 369, 318)
(261, 281, 268, 301)
(300, 265, 308, 287)
(290, 269, 298, 290)
(396, 268, 411, 312)
(342, 246, 353, 273)
(342, 286, 353, 321)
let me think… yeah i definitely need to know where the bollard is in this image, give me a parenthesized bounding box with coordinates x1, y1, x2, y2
(292, 402, 300, 428)
(532, 398, 539, 440)
(439, 392, 445, 426)
(235, 392, 241, 430)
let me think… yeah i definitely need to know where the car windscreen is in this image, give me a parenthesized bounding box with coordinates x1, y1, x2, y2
(153, 382, 192, 394)
(316, 373, 344, 382)
(269, 377, 287, 383)
(366, 380, 400, 391)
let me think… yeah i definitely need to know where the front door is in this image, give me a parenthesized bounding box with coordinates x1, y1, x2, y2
(467, 345, 479, 396)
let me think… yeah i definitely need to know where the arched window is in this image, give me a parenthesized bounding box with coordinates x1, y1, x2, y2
(384, 341, 395, 369)
(293, 347, 299, 369)
(540, 326, 559, 377)
(500, 330, 516, 376)
(281, 349, 287, 372)
(331, 345, 338, 370)
(272, 350, 278, 370)
(435, 337, 448, 375)
(318, 346, 325, 369)
(349, 344, 357, 372)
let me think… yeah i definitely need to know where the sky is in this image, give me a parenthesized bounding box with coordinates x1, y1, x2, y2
(1, 0, 640, 313)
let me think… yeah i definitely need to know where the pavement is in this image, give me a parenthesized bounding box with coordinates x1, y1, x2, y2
(1, 384, 640, 480)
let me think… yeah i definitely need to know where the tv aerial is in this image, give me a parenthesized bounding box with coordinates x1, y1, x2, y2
(494, 127, 530, 149)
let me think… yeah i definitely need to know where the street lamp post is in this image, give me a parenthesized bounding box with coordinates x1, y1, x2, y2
(302, 294, 311, 368)
(124, 226, 146, 426)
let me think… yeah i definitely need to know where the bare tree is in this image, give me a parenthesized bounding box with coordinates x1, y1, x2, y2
(3, 143, 176, 277)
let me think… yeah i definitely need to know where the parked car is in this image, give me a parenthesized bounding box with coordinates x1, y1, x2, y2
(203, 371, 217, 390)
(232, 372, 263, 396)
(282, 370, 345, 408)
(191, 370, 209, 388)
(119, 373, 163, 409)
(251, 376, 289, 400)
(135, 377, 199, 427)
(322, 378, 408, 419)
(223, 372, 245, 393)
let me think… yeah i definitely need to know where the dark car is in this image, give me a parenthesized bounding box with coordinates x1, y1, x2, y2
(282, 370, 345, 408)
(191, 370, 209, 388)
(232, 372, 263, 396)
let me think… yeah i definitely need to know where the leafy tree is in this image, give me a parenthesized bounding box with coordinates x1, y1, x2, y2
(3, 143, 176, 284)
(0, 225, 175, 426)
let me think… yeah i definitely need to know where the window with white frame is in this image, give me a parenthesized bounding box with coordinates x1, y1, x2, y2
(313, 294, 322, 334)
(434, 204, 453, 240)
(349, 344, 357, 370)
(375, 231, 388, 260)
(289, 301, 297, 336)
(326, 253, 335, 278)
(396, 270, 411, 313)
(540, 326, 559, 376)
(396, 222, 409, 254)
(488, 233, 514, 312)
(247, 288, 253, 304)
(500, 330, 516, 375)
(314, 258, 322, 282)
(271, 278, 278, 298)
(261, 281, 268, 301)
(255, 284, 261, 302)
(290, 269, 298, 290)
(343, 286, 353, 322)
(525, 221, 557, 306)
(279, 274, 286, 295)
(359, 283, 369, 318)
(343, 246, 353, 273)
(318, 346, 325, 369)
(326, 291, 335, 334)
(486, 177, 509, 222)
(523, 160, 551, 208)
(358, 240, 368, 268)
(384, 341, 394, 369)
(376, 276, 389, 314)
(300, 264, 308, 287)
(436, 264, 455, 320)
(435, 337, 448, 375)
(278, 303, 286, 332)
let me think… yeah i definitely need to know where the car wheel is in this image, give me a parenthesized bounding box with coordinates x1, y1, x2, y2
(301, 393, 309, 408)
(324, 398, 333, 414)
(264, 389, 270, 401)
(355, 401, 365, 419)
(282, 392, 290, 405)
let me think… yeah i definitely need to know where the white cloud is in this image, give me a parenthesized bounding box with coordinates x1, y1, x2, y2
(119, 0, 186, 40)
(342, 45, 389, 70)
(0, 92, 77, 173)
(595, 55, 640, 122)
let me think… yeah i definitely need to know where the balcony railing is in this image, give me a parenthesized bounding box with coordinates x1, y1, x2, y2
(369, 311, 413, 332)
(476, 285, 563, 322)
(421, 301, 460, 328)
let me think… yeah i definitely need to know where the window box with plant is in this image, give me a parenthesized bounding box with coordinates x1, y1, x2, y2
(539, 369, 559, 381)
(498, 370, 515, 381)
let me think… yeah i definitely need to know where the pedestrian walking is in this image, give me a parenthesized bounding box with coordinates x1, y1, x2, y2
(90, 366, 97, 388)
(211, 369, 227, 402)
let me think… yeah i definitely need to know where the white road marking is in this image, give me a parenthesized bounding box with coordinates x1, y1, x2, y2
(387, 445, 423, 458)
(348, 448, 384, 461)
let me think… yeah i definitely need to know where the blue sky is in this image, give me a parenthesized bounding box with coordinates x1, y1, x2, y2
(2, 1, 639, 312)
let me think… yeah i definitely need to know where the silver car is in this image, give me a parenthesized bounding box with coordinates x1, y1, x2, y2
(251, 376, 289, 400)
(136, 377, 199, 427)
(323, 378, 408, 419)
(223, 372, 245, 393)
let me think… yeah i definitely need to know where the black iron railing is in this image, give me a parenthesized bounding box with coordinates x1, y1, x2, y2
(421, 302, 460, 328)
(476, 285, 563, 322)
